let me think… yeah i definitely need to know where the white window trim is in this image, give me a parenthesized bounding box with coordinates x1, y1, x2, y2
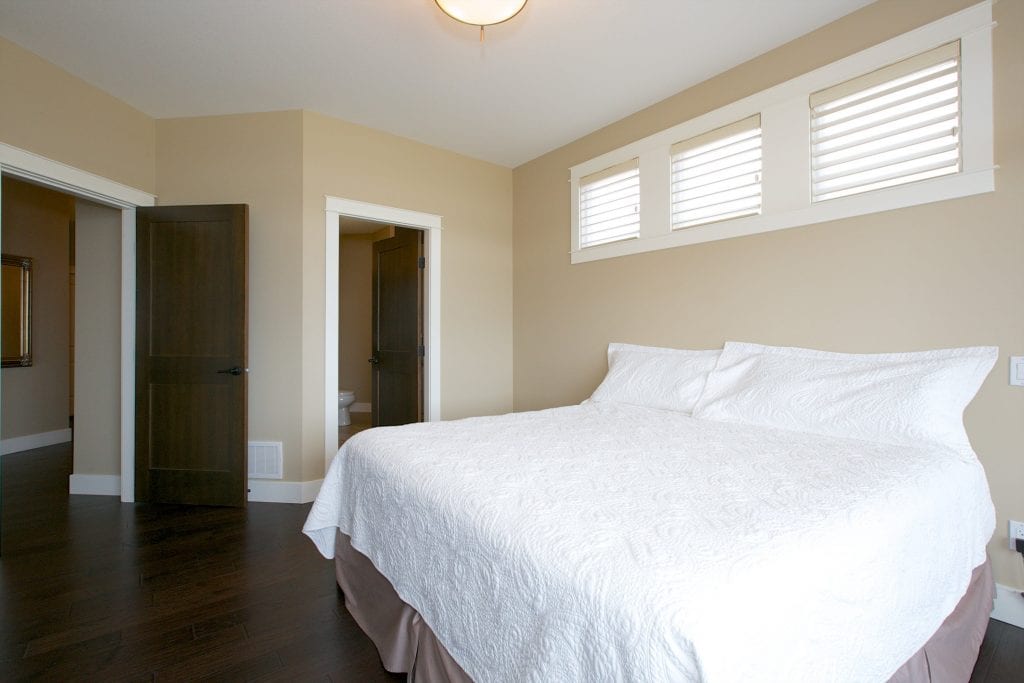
(569, 1, 994, 265)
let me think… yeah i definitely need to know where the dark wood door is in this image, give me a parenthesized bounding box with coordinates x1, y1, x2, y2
(371, 227, 423, 427)
(136, 205, 248, 506)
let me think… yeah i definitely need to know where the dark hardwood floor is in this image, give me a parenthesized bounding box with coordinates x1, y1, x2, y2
(972, 618, 1024, 683)
(0, 442, 401, 682)
(1, 442, 1023, 681)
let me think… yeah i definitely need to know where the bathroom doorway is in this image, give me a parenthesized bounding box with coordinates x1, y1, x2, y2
(323, 195, 441, 471)
(338, 219, 424, 442)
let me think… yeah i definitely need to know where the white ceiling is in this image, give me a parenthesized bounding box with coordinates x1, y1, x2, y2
(0, 0, 875, 168)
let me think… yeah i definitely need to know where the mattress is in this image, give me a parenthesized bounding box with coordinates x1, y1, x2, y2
(303, 402, 995, 682)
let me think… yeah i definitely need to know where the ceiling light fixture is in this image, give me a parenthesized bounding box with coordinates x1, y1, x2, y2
(434, 0, 528, 42)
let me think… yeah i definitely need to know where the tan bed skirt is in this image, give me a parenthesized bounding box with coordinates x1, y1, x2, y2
(333, 530, 994, 682)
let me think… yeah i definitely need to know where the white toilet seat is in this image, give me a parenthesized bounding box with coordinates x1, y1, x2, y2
(338, 390, 356, 427)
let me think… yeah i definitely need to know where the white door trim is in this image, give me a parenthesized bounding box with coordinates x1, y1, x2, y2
(324, 196, 442, 471)
(0, 142, 156, 502)
(119, 207, 138, 501)
(0, 143, 154, 208)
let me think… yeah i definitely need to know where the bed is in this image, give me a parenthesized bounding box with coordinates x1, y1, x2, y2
(303, 341, 998, 682)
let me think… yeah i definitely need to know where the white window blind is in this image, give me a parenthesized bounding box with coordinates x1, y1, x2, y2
(811, 41, 961, 202)
(579, 158, 640, 248)
(671, 115, 762, 229)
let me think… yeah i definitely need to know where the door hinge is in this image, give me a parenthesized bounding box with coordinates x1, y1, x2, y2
(417, 256, 425, 269)
(417, 344, 425, 358)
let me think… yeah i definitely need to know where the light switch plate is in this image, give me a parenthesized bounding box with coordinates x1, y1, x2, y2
(1011, 356, 1024, 387)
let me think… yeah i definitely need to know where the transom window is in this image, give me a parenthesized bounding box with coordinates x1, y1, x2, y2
(810, 42, 961, 202)
(578, 159, 641, 249)
(567, 3, 993, 265)
(671, 115, 762, 229)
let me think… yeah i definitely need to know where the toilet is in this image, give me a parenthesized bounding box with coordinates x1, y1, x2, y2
(338, 390, 356, 426)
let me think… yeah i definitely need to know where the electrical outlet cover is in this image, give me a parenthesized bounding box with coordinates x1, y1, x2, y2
(1009, 520, 1024, 550)
(1011, 356, 1024, 387)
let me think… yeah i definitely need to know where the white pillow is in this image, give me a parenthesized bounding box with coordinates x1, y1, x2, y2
(590, 343, 721, 413)
(692, 342, 998, 450)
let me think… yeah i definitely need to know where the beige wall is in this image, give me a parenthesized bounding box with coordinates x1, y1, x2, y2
(3, 31, 515, 487)
(301, 110, 514, 480)
(339, 234, 372, 404)
(155, 111, 306, 480)
(512, 0, 1024, 589)
(1, 177, 72, 439)
(73, 199, 121, 475)
(156, 110, 515, 484)
(0, 36, 155, 193)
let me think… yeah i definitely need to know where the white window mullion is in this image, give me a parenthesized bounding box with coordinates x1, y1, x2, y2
(761, 99, 810, 213)
(958, 25, 993, 174)
(639, 148, 670, 240)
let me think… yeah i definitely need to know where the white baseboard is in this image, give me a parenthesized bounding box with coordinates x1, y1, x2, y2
(351, 402, 371, 413)
(1, 428, 72, 455)
(248, 478, 323, 503)
(69, 473, 121, 496)
(66, 475, 324, 503)
(992, 583, 1024, 629)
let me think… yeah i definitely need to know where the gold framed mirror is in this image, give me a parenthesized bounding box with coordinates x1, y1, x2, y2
(2, 254, 33, 367)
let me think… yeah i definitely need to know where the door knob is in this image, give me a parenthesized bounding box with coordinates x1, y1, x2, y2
(217, 366, 244, 376)
(367, 357, 380, 365)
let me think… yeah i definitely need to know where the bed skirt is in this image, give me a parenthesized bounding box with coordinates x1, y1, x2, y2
(333, 530, 993, 682)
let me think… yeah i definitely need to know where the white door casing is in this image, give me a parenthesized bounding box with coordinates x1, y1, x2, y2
(324, 196, 442, 473)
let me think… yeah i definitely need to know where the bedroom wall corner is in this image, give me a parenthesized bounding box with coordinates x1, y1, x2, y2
(155, 111, 307, 483)
(299, 110, 514, 482)
(0, 36, 156, 194)
(511, 0, 1024, 590)
(72, 199, 122, 478)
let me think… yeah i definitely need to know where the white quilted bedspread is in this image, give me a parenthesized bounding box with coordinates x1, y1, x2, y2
(303, 403, 994, 682)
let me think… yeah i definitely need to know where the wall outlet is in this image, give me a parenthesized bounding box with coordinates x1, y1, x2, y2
(1009, 520, 1024, 551)
(1010, 356, 1024, 387)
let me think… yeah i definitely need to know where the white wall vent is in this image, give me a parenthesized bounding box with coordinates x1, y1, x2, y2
(248, 441, 283, 479)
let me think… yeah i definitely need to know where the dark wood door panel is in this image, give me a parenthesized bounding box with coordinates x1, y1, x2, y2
(372, 227, 423, 427)
(136, 204, 248, 507)
(377, 247, 418, 350)
(147, 384, 234, 470)
(147, 469, 242, 507)
(378, 368, 418, 426)
(148, 220, 234, 357)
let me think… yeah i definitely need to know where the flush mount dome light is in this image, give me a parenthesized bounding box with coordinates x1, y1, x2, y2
(434, 0, 528, 41)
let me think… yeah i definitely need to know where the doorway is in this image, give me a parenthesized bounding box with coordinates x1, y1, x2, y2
(323, 196, 442, 472)
(0, 172, 128, 531)
(0, 177, 75, 458)
(0, 141, 157, 503)
(338, 221, 424, 440)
